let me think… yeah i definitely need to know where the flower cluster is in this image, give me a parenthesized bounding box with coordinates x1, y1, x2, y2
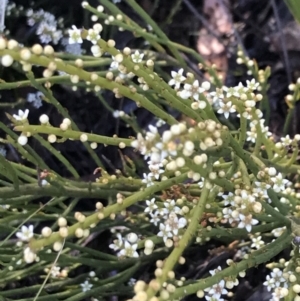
(26, 9, 63, 44)
(109, 232, 139, 258)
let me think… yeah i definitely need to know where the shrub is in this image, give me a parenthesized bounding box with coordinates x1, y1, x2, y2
(0, 1, 299, 301)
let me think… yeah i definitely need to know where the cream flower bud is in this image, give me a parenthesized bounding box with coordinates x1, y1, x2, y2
(20, 48, 31, 60)
(48, 134, 57, 143)
(41, 227, 52, 237)
(1, 54, 13, 67)
(44, 45, 54, 55)
(59, 227, 68, 238)
(170, 124, 181, 135)
(145, 239, 154, 249)
(62, 118, 71, 126)
(193, 155, 202, 165)
(7, 39, 18, 49)
(121, 47, 130, 57)
(39, 114, 49, 124)
(252, 202, 262, 213)
(0, 37, 7, 49)
(201, 81, 210, 90)
(268, 167, 277, 176)
(176, 157, 185, 167)
(18, 135, 28, 146)
(184, 141, 194, 152)
(162, 130, 172, 143)
(53, 241, 63, 251)
(107, 39, 116, 47)
(80, 134, 88, 142)
(127, 232, 138, 244)
(58, 217, 67, 227)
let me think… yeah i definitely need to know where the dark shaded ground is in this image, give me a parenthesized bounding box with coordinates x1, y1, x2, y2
(1, 0, 298, 300)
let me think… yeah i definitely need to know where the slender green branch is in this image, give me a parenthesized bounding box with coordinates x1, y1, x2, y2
(29, 173, 188, 251)
(14, 125, 133, 147)
(168, 230, 291, 300)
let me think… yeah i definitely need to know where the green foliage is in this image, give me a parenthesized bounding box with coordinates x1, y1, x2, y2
(285, 0, 300, 24)
(0, 1, 299, 301)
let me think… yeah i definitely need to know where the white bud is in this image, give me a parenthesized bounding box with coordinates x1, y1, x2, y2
(162, 130, 172, 143)
(145, 239, 154, 249)
(39, 114, 49, 124)
(41, 227, 52, 237)
(44, 45, 54, 55)
(53, 241, 63, 252)
(193, 155, 202, 165)
(170, 124, 181, 135)
(176, 157, 185, 167)
(201, 81, 210, 90)
(31, 44, 43, 55)
(1, 54, 13, 67)
(80, 134, 88, 142)
(127, 232, 138, 243)
(58, 217, 67, 227)
(7, 39, 18, 49)
(20, 49, 31, 61)
(268, 167, 277, 176)
(62, 118, 71, 126)
(48, 134, 57, 143)
(18, 135, 28, 146)
(114, 53, 123, 63)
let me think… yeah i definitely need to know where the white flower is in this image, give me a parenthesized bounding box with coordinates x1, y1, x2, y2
(237, 214, 258, 232)
(16, 225, 34, 241)
(222, 192, 234, 206)
(23, 247, 37, 264)
(166, 213, 187, 235)
(13, 109, 29, 121)
(209, 88, 224, 105)
(209, 266, 222, 276)
(118, 241, 139, 258)
(263, 274, 275, 291)
(142, 173, 154, 187)
(180, 80, 205, 100)
(246, 79, 260, 91)
(50, 266, 61, 278)
(148, 163, 164, 180)
(157, 223, 173, 242)
(222, 86, 241, 98)
(162, 199, 181, 216)
(205, 279, 228, 299)
(168, 68, 186, 89)
(251, 235, 264, 249)
(27, 92, 43, 108)
(109, 233, 123, 251)
(86, 28, 101, 44)
(246, 130, 257, 143)
(205, 296, 224, 301)
(271, 268, 286, 287)
(271, 226, 286, 238)
(80, 280, 93, 292)
(222, 208, 234, 224)
(68, 25, 83, 44)
(217, 101, 236, 119)
(271, 173, 289, 193)
(131, 50, 144, 63)
(145, 198, 158, 214)
(280, 135, 292, 146)
(149, 211, 160, 226)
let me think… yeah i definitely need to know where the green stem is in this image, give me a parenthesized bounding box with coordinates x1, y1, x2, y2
(14, 125, 133, 147)
(146, 179, 210, 299)
(168, 230, 291, 300)
(29, 173, 188, 251)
